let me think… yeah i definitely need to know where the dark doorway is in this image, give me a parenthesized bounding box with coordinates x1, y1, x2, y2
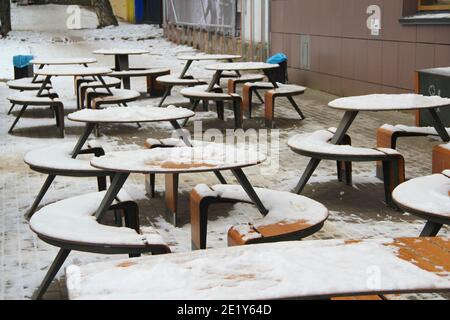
(143, 0, 163, 25)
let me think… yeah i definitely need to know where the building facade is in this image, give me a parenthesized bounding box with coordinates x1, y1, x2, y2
(110, 0, 163, 24)
(270, 0, 450, 96)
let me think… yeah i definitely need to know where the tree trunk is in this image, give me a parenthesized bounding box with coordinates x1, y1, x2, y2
(93, 0, 118, 28)
(0, 0, 11, 37)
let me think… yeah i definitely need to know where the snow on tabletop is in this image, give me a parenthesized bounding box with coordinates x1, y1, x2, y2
(91, 142, 266, 173)
(34, 66, 112, 76)
(30, 191, 166, 246)
(198, 184, 329, 227)
(181, 85, 230, 98)
(31, 57, 97, 65)
(7, 91, 59, 103)
(65, 238, 450, 300)
(24, 143, 102, 172)
(177, 54, 241, 61)
(205, 62, 279, 71)
(93, 48, 150, 55)
(393, 174, 450, 216)
(329, 94, 450, 111)
(274, 84, 307, 94)
(380, 124, 450, 135)
(68, 105, 194, 123)
(288, 129, 383, 156)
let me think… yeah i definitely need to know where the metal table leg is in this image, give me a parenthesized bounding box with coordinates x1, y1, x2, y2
(207, 70, 223, 92)
(95, 172, 130, 221)
(170, 120, 228, 185)
(95, 75, 114, 95)
(115, 54, 130, 89)
(179, 60, 193, 79)
(428, 108, 450, 142)
(294, 159, 322, 194)
(170, 120, 192, 147)
(157, 86, 172, 108)
(36, 75, 52, 97)
(330, 111, 359, 144)
(71, 123, 96, 157)
(231, 168, 268, 216)
(26, 175, 56, 220)
(419, 221, 442, 237)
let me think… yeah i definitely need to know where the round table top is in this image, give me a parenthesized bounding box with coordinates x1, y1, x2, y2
(31, 57, 97, 65)
(177, 54, 241, 61)
(392, 170, 450, 222)
(90, 143, 267, 174)
(93, 48, 150, 56)
(34, 66, 112, 77)
(328, 94, 450, 112)
(68, 106, 195, 124)
(205, 62, 279, 71)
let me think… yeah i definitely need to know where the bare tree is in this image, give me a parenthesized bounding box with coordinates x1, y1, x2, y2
(0, 0, 11, 37)
(93, 0, 118, 28)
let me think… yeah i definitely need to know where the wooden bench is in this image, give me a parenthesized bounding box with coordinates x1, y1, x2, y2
(376, 124, 450, 177)
(227, 74, 265, 94)
(265, 84, 307, 127)
(190, 184, 329, 250)
(84, 88, 141, 109)
(155, 74, 207, 108)
(76, 76, 121, 109)
(143, 138, 228, 222)
(242, 82, 275, 117)
(7, 91, 65, 138)
(65, 237, 450, 300)
(288, 128, 405, 204)
(393, 170, 450, 236)
(6, 77, 48, 91)
(110, 68, 170, 96)
(180, 85, 243, 128)
(433, 143, 450, 174)
(6, 77, 52, 115)
(24, 142, 111, 219)
(30, 190, 170, 300)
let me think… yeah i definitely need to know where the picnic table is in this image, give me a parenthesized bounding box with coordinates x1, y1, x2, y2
(293, 94, 450, 194)
(65, 237, 450, 300)
(393, 170, 450, 236)
(67, 105, 195, 157)
(89, 143, 268, 226)
(30, 57, 97, 82)
(205, 62, 279, 92)
(156, 54, 241, 108)
(33, 66, 112, 97)
(177, 54, 241, 78)
(93, 49, 150, 89)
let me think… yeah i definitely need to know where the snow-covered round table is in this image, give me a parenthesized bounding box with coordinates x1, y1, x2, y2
(393, 170, 450, 236)
(89, 143, 268, 226)
(293, 94, 450, 197)
(33, 66, 113, 97)
(30, 57, 98, 83)
(177, 54, 241, 78)
(93, 48, 150, 89)
(68, 105, 195, 156)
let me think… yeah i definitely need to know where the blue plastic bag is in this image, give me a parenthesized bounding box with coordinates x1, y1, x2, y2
(13, 55, 34, 68)
(266, 53, 288, 64)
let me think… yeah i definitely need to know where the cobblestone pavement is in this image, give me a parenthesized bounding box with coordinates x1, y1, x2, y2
(1, 81, 448, 300)
(0, 6, 448, 300)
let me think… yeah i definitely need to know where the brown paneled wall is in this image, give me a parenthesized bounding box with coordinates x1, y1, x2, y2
(271, 0, 450, 96)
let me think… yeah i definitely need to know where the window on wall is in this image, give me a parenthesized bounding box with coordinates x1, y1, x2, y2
(418, 0, 450, 11)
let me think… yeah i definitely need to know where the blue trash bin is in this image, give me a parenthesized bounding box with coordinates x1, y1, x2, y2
(13, 55, 34, 79)
(266, 53, 288, 84)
